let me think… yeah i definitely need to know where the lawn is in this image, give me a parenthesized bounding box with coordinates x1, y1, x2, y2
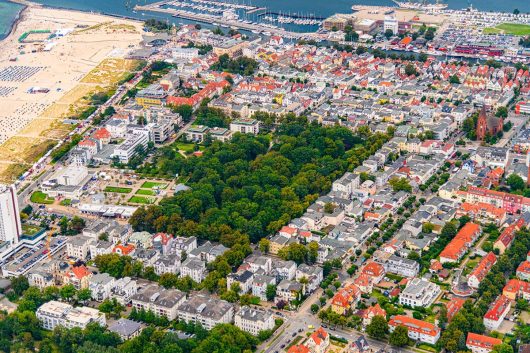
(128, 195, 156, 204)
(104, 186, 132, 193)
(484, 23, 530, 35)
(60, 199, 72, 206)
(22, 224, 42, 236)
(136, 189, 156, 196)
(30, 191, 55, 204)
(141, 181, 168, 189)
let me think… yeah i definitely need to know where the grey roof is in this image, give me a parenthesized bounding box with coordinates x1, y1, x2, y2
(236, 306, 273, 322)
(178, 294, 233, 320)
(131, 284, 185, 308)
(108, 318, 142, 337)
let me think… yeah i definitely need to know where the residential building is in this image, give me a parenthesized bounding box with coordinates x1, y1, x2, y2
(439, 222, 481, 263)
(37, 301, 105, 330)
(108, 318, 143, 340)
(177, 294, 234, 330)
(517, 260, 530, 281)
(180, 257, 207, 283)
(252, 274, 276, 301)
(306, 327, 330, 353)
(331, 284, 361, 315)
(234, 306, 275, 335)
(399, 278, 441, 308)
(227, 270, 254, 294)
(466, 333, 502, 353)
(360, 303, 387, 326)
(381, 254, 420, 277)
(388, 315, 441, 344)
(502, 279, 530, 301)
(66, 235, 93, 261)
(468, 252, 497, 289)
(131, 284, 186, 320)
(275, 279, 303, 305)
(483, 295, 511, 330)
(230, 118, 260, 135)
(89, 273, 116, 301)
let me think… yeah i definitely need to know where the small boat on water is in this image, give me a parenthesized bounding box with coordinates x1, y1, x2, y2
(392, 0, 448, 10)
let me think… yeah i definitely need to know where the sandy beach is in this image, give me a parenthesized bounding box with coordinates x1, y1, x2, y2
(0, 2, 144, 181)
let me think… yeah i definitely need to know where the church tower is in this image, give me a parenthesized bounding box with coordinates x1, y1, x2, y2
(476, 106, 488, 141)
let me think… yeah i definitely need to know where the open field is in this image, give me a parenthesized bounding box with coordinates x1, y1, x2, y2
(483, 23, 530, 35)
(129, 195, 156, 204)
(136, 189, 156, 196)
(30, 191, 54, 204)
(0, 5, 144, 182)
(104, 186, 132, 193)
(141, 181, 168, 189)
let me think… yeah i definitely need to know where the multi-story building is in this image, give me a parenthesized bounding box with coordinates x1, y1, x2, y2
(112, 129, 150, 164)
(399, 278, 441, 308)
(468, 252, 497, 289)
(234, 306, 275, 335)
(439, 223, 481, 263)
(230, 119, 260, 135)
(177, 294, 234, 330)
(0, 184, 22, 245)
(466, 332, 502, 353)
(388, 315, 441, 344)
(37, 301, 106, 330)
(180, 257, 207, 283)
(381, 254, 420, 277)
(517, 260, 530, 281)
(306, 327, 330, 353)
(483, 295, 511, 330)
(252, 274, 276, 301)
(131, 284, 186, 320)
(89, 273, 116, 301)
(66, 235, 93, 261)
(111, 276, 138, 305)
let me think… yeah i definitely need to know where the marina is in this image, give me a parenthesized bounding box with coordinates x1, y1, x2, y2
(135, 0, 323, 38)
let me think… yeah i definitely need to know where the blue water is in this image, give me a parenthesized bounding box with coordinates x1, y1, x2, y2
(2, 0, 530, 37)
(0, 0, 24, 40)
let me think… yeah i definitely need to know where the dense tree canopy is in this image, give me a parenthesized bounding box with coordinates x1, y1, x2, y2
(130, 115, 391, 244)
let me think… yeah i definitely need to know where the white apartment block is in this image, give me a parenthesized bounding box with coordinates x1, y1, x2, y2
(399, 278, 441, 308)
(234, 306, 275, 335)
(37, 301, 106, 330)
(177, 294, 234, 330)
(0, 184, 22, 245)
(131, 285, 186, 321)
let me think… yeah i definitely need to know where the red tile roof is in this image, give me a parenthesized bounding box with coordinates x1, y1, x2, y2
(71, 265, 91, 279)
(484, 295, 511, 321)
(445, 297, 466, 322)
(440, 223, 480, 261)
(466, 333, 502, 350)
(389, 315, 440, 337)
(288, 345, 310, 353)
(310, 327, 328, 346)
(469, 252, 497, 283)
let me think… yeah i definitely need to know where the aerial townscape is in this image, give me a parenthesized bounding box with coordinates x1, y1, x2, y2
(1, 0, 530, 352)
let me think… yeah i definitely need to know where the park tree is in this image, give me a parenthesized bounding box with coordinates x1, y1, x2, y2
(11, 275, 29, 296)
(366, 315, 389, 339)
(389, 177, 412, 192)
(384, 29, 394, 39)
(60, 284, 76, 302)
(258, 238, 270, 253)
(389, 325, 409, 347)
(507, 173, 525, 191)
(492, 343, 514, 353)
(266, 284, 276, 301)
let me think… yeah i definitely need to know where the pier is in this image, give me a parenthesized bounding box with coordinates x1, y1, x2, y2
(134, 1, 321, 39)
(257, 12, 325, 21)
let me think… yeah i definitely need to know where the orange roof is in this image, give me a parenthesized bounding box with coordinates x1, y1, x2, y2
(310, 327, 328, 346)
(484, 295, 511, 321)
(503, 279, 530, 296)
(332, 284, 360, 308)
(288, 345, 310, 353)
(440, 223, 480, 261)
(466, 333, 502, 350)
(71, 265, 91, 279)
(113, 244, 135, 255)
(517, 260, 530, 275)
(459, 202, 506, 220)
(362, 262, 385, 278)
(280, 226, 297, 235)
(389, 315, 440, 337)
(445, 297, 466, 322)
(92, 127, 111, 140)
(469, 252, 497, 283)
(363, 303, 386, 319)
(430, 260, 443, 271)
(400, 37, 412, 45)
